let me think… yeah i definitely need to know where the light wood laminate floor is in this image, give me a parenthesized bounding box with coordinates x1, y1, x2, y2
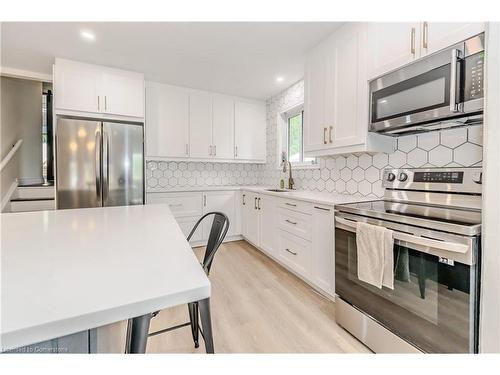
(147, 240, 371, 353)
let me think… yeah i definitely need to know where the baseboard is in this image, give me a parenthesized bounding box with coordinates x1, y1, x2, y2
(18, 177, 44, 186)
(1, 179, 19, 212)
(190, 234, 243, 248)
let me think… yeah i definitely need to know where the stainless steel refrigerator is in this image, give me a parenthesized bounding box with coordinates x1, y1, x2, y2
(56, 117, 144, 209)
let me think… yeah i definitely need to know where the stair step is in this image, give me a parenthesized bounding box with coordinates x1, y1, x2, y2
(10, 199, 55, 213)
(16, 185, 55, 200)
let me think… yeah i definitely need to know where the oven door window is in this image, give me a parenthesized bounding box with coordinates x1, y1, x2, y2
(335, 228, 476, 353)
(371, 64, 451, 124)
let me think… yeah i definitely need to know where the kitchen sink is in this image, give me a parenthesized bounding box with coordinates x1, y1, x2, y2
(266, 189, 288, 192)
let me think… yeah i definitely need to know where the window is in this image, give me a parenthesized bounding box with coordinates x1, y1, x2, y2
(285, 109, 315, 165)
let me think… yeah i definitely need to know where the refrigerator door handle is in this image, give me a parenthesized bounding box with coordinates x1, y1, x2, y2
(102, 127, 110, 205)
(95, 129, 102, 203)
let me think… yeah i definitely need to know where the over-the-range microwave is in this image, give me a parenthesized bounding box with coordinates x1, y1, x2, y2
(369, 33, 484, 136)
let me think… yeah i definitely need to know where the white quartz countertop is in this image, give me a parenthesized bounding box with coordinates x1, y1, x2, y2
(0, 204, 210, 350)
(147, 186, 373, 206)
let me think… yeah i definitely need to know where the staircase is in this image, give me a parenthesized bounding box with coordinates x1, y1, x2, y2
(10, 184, 55, 213)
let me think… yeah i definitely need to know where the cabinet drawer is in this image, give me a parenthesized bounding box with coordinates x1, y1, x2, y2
(147, 192, 202, 218)
(277, 198, 312, 214)
(277, 207, 311, 240)
(277, 230, 311, 278)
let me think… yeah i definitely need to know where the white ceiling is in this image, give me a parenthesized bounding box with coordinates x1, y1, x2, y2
(1, 22, 341, 99)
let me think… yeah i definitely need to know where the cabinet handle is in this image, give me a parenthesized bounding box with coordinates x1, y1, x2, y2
(203, 195, 207, 207)
(235, 146, 238, 157)
(104, 95, 107, 111)
(285, 219, 297, 225)
(209, 145, 212, 156)
(314, 206, 331, 212)
(185, 144, 189, 156)
(323, 127, 327, 144)
(214, 145, 216, 156)
(423, 21, 428, 49)
(242, 194, 246, 205)
(254, 197, 258, 210)
(329, 126, 333, 143)
(285, 248, 297, 256)
(97, 96, 100, 111)
(258, 197, 261, 210)
(285, 202, 297, 207)
(410, 27, 416, 56)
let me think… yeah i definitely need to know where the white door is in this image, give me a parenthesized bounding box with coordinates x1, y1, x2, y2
(243, 192, 260, 246)
(101, 69, 144, 118)
(311, 205, 334, 294)
(366, 22, 421, 79)
(54, 59, 101, 114)
(304, 43, 328, 152)
(212, 95, 235, 159)
(189, 92, 213, 159)
(422, 22, 484, 56)
(328, 25, 365, 149)
(202, 191, 236, 239)
(259, 194, 276, 257)
(234, 101, 266, 161)
(145, 82, 189, 158)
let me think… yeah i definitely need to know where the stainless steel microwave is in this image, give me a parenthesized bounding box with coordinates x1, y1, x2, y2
(369, 33, 484, 135)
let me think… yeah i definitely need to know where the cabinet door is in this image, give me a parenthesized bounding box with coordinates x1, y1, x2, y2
(259, 195, 276, 257)
(189, 92, 213, 158)
(102, 69, 144, 118)
(422, 22, 484, 56)
(304, 43, 328, 152)
(242, 192, 260, 246)
(234, 101, 266, 161)
(311, 205, 334, 294)
(366, 22, 420, 79)
(54, 59, 101, 114)
(328, 25, 365, 149)
(202, 191, 236, 239)
(145, 82, 189, 158)
(212, 95, 235, 159)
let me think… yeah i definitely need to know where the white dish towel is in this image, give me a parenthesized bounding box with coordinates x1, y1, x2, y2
(356, 221, 394, 290)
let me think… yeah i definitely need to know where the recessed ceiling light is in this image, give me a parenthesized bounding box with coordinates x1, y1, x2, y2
(80, 30, 95, 42)
(276, 76, 284, 83)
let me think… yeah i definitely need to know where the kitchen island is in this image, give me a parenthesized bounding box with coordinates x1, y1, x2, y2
(0, 204, 211, 353)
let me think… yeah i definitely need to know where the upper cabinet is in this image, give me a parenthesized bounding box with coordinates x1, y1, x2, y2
(367, 22, 485, 79)
(234, 100, 266, 162)
(145, 83, 265, 163)
(54, 58, 144, 119)
(145, 82, 189, 158)
(304, 23, 394, 157)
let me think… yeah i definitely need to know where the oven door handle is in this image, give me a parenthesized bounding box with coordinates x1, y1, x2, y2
(450, 48, 463, 113)
(335, 217, 469, 254)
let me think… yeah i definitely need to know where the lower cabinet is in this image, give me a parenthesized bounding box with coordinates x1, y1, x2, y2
(146, 190, 239, 244)
(241, 191, 335, 297)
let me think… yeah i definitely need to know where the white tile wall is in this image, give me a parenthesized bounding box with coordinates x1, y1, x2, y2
(146, 79, 483, 197)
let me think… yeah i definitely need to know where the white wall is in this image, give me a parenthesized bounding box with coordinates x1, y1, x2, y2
(479, 21, 500, 354)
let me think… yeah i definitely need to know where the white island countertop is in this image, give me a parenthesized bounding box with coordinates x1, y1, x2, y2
(0, 204, 210, 351)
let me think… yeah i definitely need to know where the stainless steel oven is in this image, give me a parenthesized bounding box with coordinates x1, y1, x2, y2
(334, 168, 482, 353)
(369, 34, 484, 135)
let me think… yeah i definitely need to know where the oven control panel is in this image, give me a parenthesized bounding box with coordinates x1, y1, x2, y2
(413, 171, 464, 183)
(382, 168, 482, 194)
(464, 52, 484, 101)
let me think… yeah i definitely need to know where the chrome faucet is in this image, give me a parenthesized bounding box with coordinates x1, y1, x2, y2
(282, 160, 294, 190)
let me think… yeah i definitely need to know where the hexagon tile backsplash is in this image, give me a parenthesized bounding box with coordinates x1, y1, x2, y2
(147, 80, 483, 198)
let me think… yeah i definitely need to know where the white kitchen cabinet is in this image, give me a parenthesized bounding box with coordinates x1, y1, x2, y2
(101, 69, 144, 118)
(277, 229, 312, 279)
(258, 194, 276, 257)
(146, 82, 190, 158)
(212, 95, 235, 159)
(242, 191, 260, 246)
(189, 92, 213, 159)
(311, 205, 335, 295)
(202, 191, 237, 239)
(55, 59, 101, 114)
(234, 100, 266, 161)
(421, 22, 484, 56)
(366, 22, 421, 79)
(54, 58, 144, 119)
(304, 23, 394, 157)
